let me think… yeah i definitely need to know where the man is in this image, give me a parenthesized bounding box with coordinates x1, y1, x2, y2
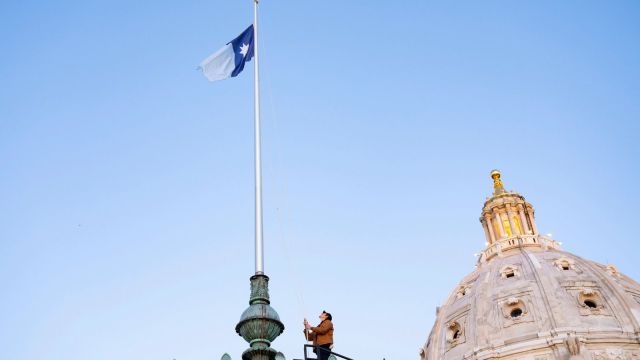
(303, 311, 334, 360)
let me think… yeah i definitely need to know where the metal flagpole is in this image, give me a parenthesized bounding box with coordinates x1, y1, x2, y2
(235, 4, 285, 358)
(253, 0, 264, 275)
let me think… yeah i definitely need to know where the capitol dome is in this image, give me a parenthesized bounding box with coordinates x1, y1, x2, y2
(420, 171, 640, 360)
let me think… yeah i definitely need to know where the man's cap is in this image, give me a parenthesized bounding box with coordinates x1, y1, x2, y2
(322, 310, 332, 321)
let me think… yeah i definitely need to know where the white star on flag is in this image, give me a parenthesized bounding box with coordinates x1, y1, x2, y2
(239, 43, 250, 57)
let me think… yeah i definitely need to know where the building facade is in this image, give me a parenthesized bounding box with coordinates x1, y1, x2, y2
(420, 171, 640, 360)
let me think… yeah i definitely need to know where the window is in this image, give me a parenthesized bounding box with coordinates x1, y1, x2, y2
(510, 308, 523, 318)
(456, 284, 472, 299)
(584, 300, 597, 308)
(502, 217, 513, 236)
(577, 289, 606, 315)
(500, 265, 520, 279)
(494, 221, 501, 238)
(446, 321, 463, 344)
(554, 257, 575, 271)
(501, 297, 530, 326)
(513, 216, 522, 235)
(456, 287, 466, 298)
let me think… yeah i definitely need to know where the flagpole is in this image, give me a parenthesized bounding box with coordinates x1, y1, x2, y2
(253, 0, 264, 275)
(236, 3, 285, 358)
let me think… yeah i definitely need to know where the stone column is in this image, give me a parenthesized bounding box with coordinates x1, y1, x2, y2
(494, 210, 505, 239)
(528, 206, 539, 234)
(484, 214, 496, 243)
(506, 204, 517, 236)
(481, 218, 492, 244)
(517, 205, 531, 234)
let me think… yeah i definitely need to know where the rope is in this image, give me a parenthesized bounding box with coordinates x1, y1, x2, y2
(261, 41, 308, 323)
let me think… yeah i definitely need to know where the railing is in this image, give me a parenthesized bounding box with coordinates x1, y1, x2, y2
(293, 344, 354, 360)
(481, 234, 560, 261)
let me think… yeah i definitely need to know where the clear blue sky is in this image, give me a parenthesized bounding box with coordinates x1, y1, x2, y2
(1, 1, 639, 359)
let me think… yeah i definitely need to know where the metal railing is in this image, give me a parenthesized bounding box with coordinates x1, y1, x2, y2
(294, 344, 353, 360)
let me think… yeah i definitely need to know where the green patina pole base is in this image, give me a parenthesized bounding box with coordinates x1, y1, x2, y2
(235, 274, 285, 360)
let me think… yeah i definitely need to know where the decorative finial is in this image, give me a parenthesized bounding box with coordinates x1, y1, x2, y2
(490, 169, 506, 195)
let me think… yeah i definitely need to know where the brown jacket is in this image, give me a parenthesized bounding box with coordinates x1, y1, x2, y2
(303, 319, 334, 346)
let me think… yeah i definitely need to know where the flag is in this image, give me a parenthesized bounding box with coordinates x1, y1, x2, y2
(199, 25, 255, 82)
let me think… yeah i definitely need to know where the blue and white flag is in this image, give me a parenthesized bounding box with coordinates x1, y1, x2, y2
(199, 25, 255, 82)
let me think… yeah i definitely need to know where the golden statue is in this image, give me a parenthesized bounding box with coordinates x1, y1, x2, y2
(491, 169, 505, 195)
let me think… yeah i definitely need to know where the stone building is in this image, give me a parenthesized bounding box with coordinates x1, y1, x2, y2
(420, 170, 640, 360)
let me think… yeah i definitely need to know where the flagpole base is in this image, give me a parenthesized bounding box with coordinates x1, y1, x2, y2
(235, 275, 285, 360)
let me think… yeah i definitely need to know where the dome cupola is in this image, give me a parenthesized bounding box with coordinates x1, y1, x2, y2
(478, 170, 558, 264)
(481, 170, 537, 241)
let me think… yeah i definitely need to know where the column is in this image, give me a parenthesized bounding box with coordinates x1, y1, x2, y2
(485, 214, 496, 243)
(494, 210, 505, 239)
(517, 205, 531, 234)
(527, 206, 539, 234)
(481, 218, 492, 244)
(506, 204, 517, 236)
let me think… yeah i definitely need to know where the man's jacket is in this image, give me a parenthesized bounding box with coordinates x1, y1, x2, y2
(303, 319, 334, 345)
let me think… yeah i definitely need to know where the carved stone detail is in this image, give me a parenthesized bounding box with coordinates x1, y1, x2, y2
(592, 349, 625, 360)
(564, 334, 584, 359)
(506, 297, 519, 305)
(456, 283, 473, 299)
(590, 349, 640, 360)
(606, 265, 621, 277)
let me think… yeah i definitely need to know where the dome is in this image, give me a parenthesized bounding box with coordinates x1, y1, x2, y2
(420, 171, 640, 360)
